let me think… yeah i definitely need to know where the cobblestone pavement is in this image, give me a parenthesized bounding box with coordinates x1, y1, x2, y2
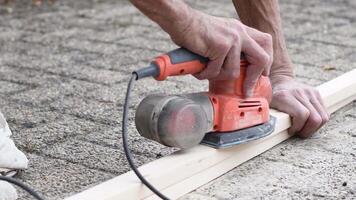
(0, 0, 355, 199)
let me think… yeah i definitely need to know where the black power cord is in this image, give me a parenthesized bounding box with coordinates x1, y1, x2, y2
(0, 66, 163, 200)
(122, 73, 169, 200)
(0, 67, 164, 200)
(0, 176, 44, 200)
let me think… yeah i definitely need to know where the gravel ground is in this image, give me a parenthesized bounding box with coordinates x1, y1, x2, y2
(0, 0, 355, 199)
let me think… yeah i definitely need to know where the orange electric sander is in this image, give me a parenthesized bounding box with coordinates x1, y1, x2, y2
(133, 48, 276, 149)
(0, 48, 276, 200)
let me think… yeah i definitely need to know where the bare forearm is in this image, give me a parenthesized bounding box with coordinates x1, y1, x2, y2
(233, 0, 294, 82)
(130, 0, 274, 92)
(129, 0, 193, 39)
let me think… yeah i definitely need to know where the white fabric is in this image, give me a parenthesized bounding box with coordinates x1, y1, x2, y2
(0, 181, 17, 200)
(0, 112, 28, 169)
(0, 111, 29, 200)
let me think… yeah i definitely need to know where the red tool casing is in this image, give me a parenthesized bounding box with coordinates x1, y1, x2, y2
(153, 53, 272, 133)
(208, 62, 271, 132)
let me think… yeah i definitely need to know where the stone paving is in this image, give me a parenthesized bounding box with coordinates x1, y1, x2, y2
(0, 0, 355, 199)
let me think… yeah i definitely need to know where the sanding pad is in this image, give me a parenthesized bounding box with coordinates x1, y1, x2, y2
(201, 116, 276, 149)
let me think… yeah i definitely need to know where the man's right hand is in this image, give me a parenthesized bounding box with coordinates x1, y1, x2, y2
(168, 10, 273, 97)
(130, 0, 272, 97)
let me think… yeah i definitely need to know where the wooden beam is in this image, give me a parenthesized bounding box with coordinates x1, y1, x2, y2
(66, 69, 356, 200)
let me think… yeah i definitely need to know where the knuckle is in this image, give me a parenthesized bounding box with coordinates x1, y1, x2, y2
(293, 88, 305, 97)
(231, 28, 242, 42)
(299, 108, 310, 120)
(226, 69, 240, 78)
(231, 32, 240, 43)
(231, 70, 240, 78)
(244, 78, 257, 88)
(291, 89, 298, 96)
(234, 20, 244, 31)
(259, 53, 270, 66)
(217, 40, 230, 51)
(254, 33, 272, 48)
(303, 89, 311, 96)
(212, 71, 220, 77)
(322, 114, 330, 124)
(245, 75, 257, 83)
(264, 33, 272, 41)
(296, 88, 305, 95)
(273, 90, 290, 100)
(303, 88, 314, 95)
(265, 33, 273, 45)
(291, 119, 303, 135)
(310, 114, 322, 126)
(322, 116, 329, 124)
(260, 33, 272, 44)
(209, 68, 221, 77)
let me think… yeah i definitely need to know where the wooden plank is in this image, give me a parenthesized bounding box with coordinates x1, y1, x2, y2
(144, 128, 290, 200)
(66, 69, 356, 200)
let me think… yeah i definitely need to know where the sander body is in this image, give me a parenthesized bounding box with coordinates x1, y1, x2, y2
(135, 48, 276, 149)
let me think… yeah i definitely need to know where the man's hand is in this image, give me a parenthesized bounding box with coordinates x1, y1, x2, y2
(270, 76, 329, 137)
(170, 10, 273, 97)
(234, 0, 330, 137)
(130, 0, 273, 97)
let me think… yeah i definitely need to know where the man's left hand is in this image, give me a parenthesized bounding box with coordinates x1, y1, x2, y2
(270, 76, 330, 138)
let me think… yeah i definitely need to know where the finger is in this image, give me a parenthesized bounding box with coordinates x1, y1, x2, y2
(294, 90, 323, 137)
(314, 91, 330, 119)
(194, 56, 224, 80)
(310, 92, 329, 126)
(241, 36, 269, 97)
(242, 36, 270, 97)
(271, 91, 310, 134)
(245, 27, 273, 75)
(218, 45, 241, 80)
